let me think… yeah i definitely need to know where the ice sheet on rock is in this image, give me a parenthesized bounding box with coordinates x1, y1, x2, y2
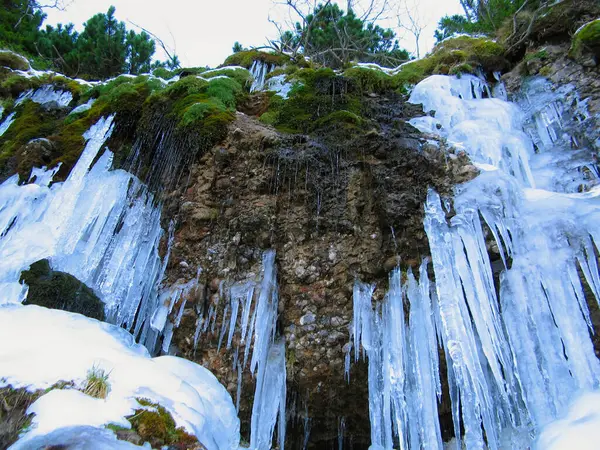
(249, 251, 287, 450)
(0, 305, 240, 450)
(514, 76, 599, 192)
(411, 73, 600, 449)
(16, 85, 73, 107)
(250, 60, 274, 92)
(192, 250, 287, 449)
(265, 74, 293, 99)
(69, 98, 96, 115)
(409, 74, 535, 187)
(0, 111, 16, 136)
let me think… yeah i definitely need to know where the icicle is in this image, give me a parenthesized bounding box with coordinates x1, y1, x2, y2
(248, 250, 287, 450)
(0, 112, 16, 137)
(338, 417, 346, 450)
(249, 60, 273, 92)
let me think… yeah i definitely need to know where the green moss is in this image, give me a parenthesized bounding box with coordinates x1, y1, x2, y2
(0, 50, 30, 71)
(0, 101, 61, 173)
(223, 50, 290, 69)
(125, 398, 198, 447)
(314, 109, 363, 128)
(343, 67, 394, 93)
(265, 64, 300, 81)
(0, 73, 40, 98)
(201, 67, 253, 88)
(152, 67, 176, 79)
(179, 67, 209, 76)
(205, 77, 243, 108)
(570, 19, 600, 60)
(449, 63, 475, 76)
(524, 49, 549, 62)
(161, 76, 208, 99)
(392, 36, 507, 90)
(261, 68, 366, 133)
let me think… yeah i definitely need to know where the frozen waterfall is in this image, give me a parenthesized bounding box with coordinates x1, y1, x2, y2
(351, 73, 600, 450)
(0, 115, 169, 349)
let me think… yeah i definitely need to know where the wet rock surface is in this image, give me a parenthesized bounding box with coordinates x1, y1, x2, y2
(160, 92, 476, 447)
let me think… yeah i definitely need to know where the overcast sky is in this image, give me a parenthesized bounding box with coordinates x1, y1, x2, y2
(44, 0, 464, 68)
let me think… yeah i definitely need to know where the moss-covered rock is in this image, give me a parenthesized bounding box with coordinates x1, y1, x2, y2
(201, 67, 253, 88)
(118, 398, 200, 448)
(0, 386, 43, 448)
(222, 50, 290, 69)
(342, 67, 394, 94)
(570, 19, 600, 62)
(20, 259, 105, 321)
(258, 67, 370, 134)
(392, 36, 507, 90)
(0, 50, 30, 71)
(0, 100, 64, 179)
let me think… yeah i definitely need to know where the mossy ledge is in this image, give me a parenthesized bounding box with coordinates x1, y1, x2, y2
(222, 49, 292, 69)
(392, 36, 507, 89)
(107, 398, 200, 448)
(569, 19, 600, 61)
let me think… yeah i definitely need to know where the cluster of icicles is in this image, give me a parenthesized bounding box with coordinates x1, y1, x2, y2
(0, 86, 287, 449)
(347, 74, 600, 450)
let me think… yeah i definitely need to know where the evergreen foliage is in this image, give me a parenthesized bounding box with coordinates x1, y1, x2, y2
(0, 2, 161, 80)
(435, 0, 536, 41)
(278, 3, 409, 68)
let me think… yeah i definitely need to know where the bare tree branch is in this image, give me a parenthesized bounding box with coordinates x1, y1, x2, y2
(127, 20, 180, 68)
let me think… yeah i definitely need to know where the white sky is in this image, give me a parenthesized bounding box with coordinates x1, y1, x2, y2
(44, 0, 465, 68)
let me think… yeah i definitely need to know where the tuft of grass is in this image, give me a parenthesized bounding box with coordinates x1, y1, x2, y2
(82, 365, 111, 399)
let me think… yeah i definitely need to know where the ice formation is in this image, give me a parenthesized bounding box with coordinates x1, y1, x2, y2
(0, 111, 16, 136)
(352, 73, 600, 449)
(0, 115, 169, 349)
(194, 250, 287, 449)
(0, 305, 240, 450)
(69, 98, 96, 115)
(15, 84, 73, 108)
(249, 60, 274, 92)
(350, 262, 443, 450)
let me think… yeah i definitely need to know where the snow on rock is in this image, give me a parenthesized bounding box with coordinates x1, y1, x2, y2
(10, 425, 145, 450)
(0, 304, 240, 450)
(536, 390, 600, 450)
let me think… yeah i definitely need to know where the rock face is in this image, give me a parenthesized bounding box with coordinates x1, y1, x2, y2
(20, 259, 105, 321)
(161, 91, 476, 447)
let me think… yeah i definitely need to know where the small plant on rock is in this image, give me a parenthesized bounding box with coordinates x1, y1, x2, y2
(82, 365, 111, 399)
